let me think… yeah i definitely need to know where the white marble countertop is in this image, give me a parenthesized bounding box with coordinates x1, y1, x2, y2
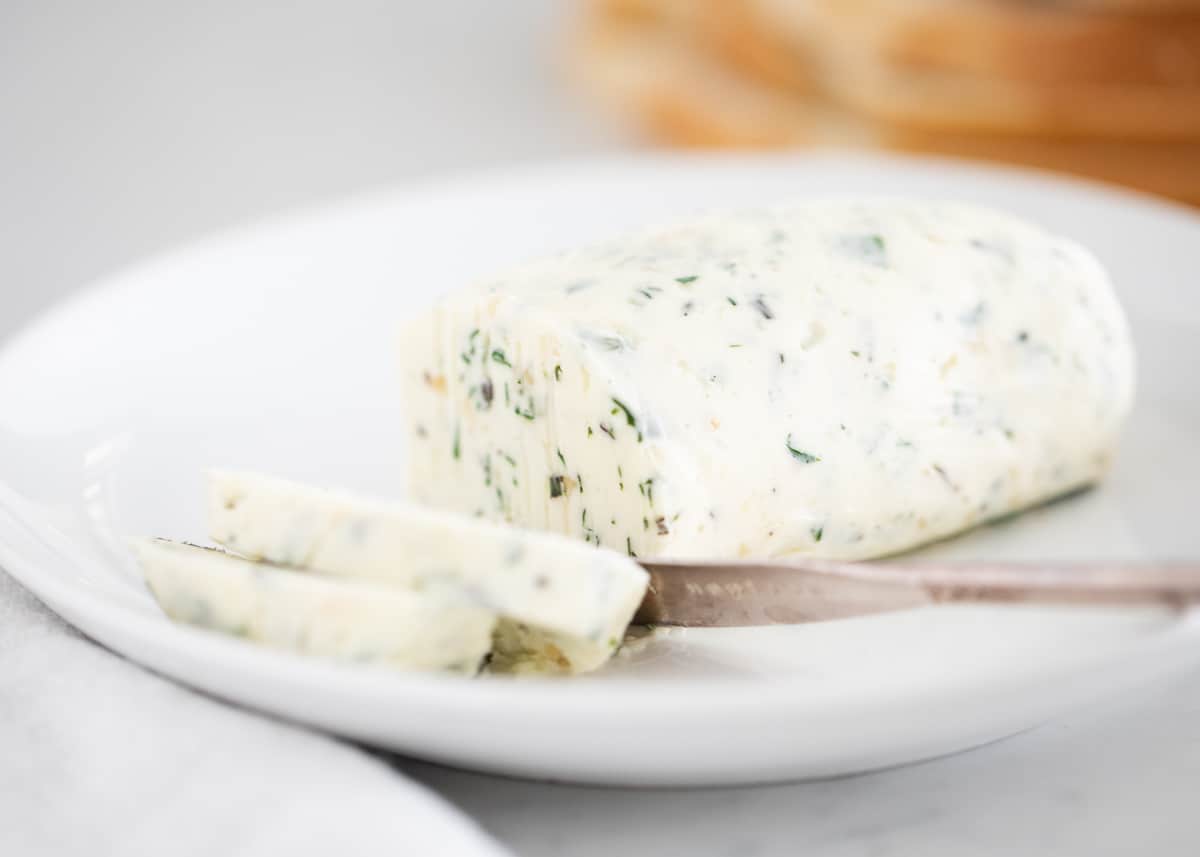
(2, 2, 1197, 855)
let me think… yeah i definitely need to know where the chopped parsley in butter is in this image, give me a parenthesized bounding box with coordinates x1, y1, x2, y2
(402, 199, 1134, 561)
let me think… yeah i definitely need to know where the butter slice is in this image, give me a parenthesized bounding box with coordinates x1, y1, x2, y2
(207, 470, 649, 673)
(132, 538, 496, 673)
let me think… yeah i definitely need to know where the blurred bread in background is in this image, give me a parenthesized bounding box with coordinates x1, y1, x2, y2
(574, 0, 1200, 204)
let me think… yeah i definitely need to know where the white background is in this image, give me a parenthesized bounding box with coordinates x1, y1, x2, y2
(2, 2, 1198, 854)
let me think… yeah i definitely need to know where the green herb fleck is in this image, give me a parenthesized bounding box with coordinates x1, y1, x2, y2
(932, 463, 959, 493)
(751, 295, 774, 320)
(643, 517, 649, 531)
(676, 275, 699, 285)
(785, 434, 821, 464)
(840, 234, 888, 266)
(584, 331, 627, 352)
(549, 475, 565, 498)
(556, 448, 566, 468)
(554, 364, 563, 381)
(491, 349, 512, 367)
(501, 451, 517, 467)
(599, 422, 616, 440)
(811, 525, 823, 542)
(960, 302, 988, 325)
(726, 296, 738, 306)
(850, 350, 861, 358)
(608, 636, 619, 649)
(611, 397, 637, 428)
(577, 473, 584, 493)
(626, 537, 636, 557)
(514, 404, 535, 421)
(452, 425, 461, 460)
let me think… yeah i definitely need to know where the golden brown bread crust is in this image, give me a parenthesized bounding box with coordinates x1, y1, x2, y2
(698, 0, 819, 94)
(1051, 0, 1200, 13)
(774, 0, 1200, 88)
(572, 9, 1200, 203)
(595, 0, 1200, 138)
(738, 0, 1200, 138)
(823, 59, 1200, 139)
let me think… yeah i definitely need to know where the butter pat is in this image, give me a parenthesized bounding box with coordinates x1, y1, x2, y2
(402, 199, 1134, 560)
(207, 470, 649, 673)
(132, 539, 496, 673)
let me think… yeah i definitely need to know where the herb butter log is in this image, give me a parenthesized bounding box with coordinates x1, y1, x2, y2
(132, 539, 496, 673)
(208, 471, 648, 673)
(402, 199, 1134, 560)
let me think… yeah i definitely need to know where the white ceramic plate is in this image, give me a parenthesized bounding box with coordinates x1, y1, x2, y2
(2, 153, 1199, 786)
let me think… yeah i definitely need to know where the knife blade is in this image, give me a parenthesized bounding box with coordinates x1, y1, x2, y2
(635, 558, 1200, 627)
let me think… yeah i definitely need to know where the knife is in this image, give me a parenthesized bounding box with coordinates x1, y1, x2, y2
(634, 558, 1200, 626)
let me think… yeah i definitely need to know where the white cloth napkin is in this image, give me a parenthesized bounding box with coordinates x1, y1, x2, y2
(0, 569, 511, 857)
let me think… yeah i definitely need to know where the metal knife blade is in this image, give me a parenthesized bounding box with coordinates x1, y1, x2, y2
(635, 558, 1200, 627)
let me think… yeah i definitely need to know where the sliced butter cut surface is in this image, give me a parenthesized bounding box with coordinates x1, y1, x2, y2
(132, 539, 496, 673)
(402, 199, 1135, 561)
(207, 470, 648, 673)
